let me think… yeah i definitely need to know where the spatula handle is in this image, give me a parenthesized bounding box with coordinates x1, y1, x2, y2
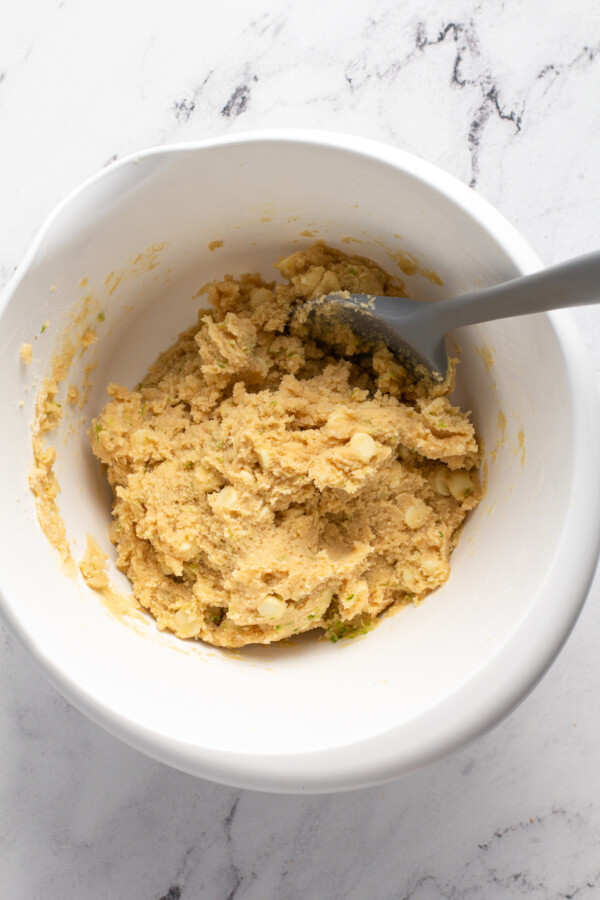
(433, 250, 600, 332)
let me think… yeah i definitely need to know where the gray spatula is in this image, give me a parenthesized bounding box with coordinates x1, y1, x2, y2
(301, 250, 600, 381)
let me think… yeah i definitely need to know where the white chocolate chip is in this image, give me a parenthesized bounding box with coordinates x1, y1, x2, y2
(434, 470, 451, 496)
(299, 268, 324, 291)
(420, 555, 448, 578)
(448, 471, 473, 500)
(318, 270, 341, 294)
(349, 432, 377, 462)
(255, 446, 271, 469)
(194, 465, 224, 493)
(326, 407, 352, 435)
(249, 287, 273, 310)
(213, 485, 239, 516)
(257, 595, 286, 620)
(130, 428, 158, 452)
(174, 608, 193, 627)
(404, 501, 430, 529)
(321, 588, 334, 606)
(172, 607, 201, 638)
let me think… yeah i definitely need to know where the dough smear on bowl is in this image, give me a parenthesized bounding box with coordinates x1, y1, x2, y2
(90, 243, 481, 647)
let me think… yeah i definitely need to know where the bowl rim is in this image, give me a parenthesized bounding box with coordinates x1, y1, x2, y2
(2, 129, 600, 793)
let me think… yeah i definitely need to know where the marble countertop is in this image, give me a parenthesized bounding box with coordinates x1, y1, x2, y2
(2, 1, 600, 897)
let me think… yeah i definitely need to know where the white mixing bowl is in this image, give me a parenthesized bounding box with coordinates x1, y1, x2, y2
(1, 131, 599, 793)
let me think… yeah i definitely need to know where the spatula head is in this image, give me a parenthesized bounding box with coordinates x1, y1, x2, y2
(295, 292, 448, 383)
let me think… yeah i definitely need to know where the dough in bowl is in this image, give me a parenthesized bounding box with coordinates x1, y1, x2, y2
(90, 243, 481, 647)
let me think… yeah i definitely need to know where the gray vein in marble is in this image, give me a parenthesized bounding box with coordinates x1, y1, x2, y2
(344, 15, 599, 192)
(157, 887, 181, 900)
(173, 98, 195, 124)
(399, 874, 455, 900)
(223, 796, 257, 900)
(537, 41, 599, 89)
(477, 806, 568, 851)
(173, 70, 213, 124)
(467, 84, 523, 188)
(248, 11, 286, 39)
(170, 12, 285, 129)
(342, 15, 524, 188)
(221, 76, 257, 119)
(159, 844, 200, 900)
(413, 19, 523, 187)
(559, 877, 600, 899)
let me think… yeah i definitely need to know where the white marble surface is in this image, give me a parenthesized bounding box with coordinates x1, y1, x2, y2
(2, 1, 600, 897)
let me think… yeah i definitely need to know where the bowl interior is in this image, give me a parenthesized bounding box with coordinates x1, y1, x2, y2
(0, 137, 575, 780)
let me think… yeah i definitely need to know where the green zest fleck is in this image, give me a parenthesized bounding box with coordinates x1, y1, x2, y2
(349, 268, 358, 275)
(438, 531, 443, 538)
(346, 594, 355, 602)
(40, 323, 47, 333)
(140, 403, 147, 416)
(307, 614, 315, 620)
(136, 382, 143, 391)
(184, 461, 194, 469)
(94, 423, 101, 440)
(464, 487, 472, 496)
(96, 311, 105, 322)
(275, 625, 282, 631)
(216, 361, 227, 369)
(326, 616, 373, 643)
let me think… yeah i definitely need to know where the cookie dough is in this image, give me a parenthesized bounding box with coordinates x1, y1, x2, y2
(90, 243, 481, 647)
